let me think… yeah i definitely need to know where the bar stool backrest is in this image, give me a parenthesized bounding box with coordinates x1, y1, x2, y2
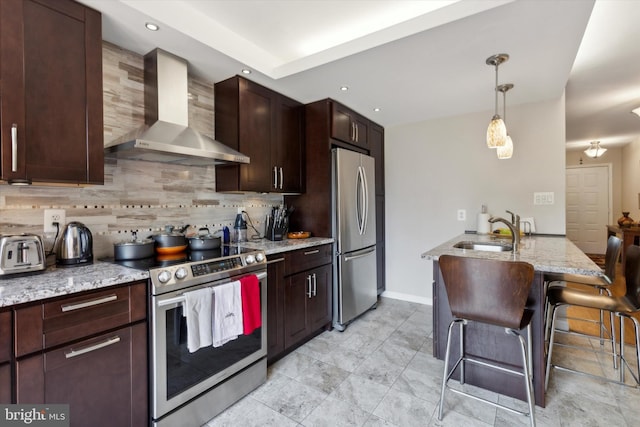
(603, 235, 623, 282)
(623, 245, 640, 305)
(439, 255, 535, 329)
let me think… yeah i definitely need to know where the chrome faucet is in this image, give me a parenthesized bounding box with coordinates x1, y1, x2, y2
(489, 210, 521, 252)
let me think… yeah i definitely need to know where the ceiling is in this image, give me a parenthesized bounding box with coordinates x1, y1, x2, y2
(78, 0, 640, 152)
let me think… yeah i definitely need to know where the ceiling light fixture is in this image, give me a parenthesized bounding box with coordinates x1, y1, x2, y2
(584, 141, 607, 158)
(632, 107, 640, 117)
(340, 86, 349, 91)
(241, 68, 252, 75)
(485, 53, 509, 148)
(373, 108, 381, 112)
(145, 22, 159, 31)
(496, 83, 514, 160)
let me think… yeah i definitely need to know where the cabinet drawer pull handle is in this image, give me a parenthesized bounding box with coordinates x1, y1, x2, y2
(11, 124, 18, 172)
(279, 167, 283, 190)
(61, 294, 118, 312)
(312, 273, 317, 297)
(306, 275, 312, 298)
(65, 336, 121, 359)
(273, 166, 278, 189)
(304, 249, 320, 256)
(266, 257, 285, 265)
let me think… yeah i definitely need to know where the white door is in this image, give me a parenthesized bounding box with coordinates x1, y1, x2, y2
(566, 165, 611, 254)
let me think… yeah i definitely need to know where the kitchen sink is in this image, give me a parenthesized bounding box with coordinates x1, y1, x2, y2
(453, 240, 513, 252)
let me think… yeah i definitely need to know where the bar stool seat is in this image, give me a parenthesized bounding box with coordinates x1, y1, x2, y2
(545, 245, 640, 388)
(543, 235, 622, 367)
(437, 255, 536, 427)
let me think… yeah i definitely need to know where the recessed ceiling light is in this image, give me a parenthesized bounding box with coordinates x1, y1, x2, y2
(373, 108, 381, 112)
(241, 69, 252, 75)
(145, 22, 159, 31)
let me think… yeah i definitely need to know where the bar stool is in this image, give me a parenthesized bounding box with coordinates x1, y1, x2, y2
(437, 255, 536, 427)
(544, 235, 622, 366)
(545, 244, 640, 388)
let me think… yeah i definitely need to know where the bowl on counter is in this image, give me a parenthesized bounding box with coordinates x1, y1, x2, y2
(287, 231, 311, 239)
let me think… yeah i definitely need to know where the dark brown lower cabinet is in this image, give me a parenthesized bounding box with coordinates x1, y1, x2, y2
(0, 310, 11, 403)
(13, 281, 147, 426)
(0, 364, 10, 403)
(16, 323, 147, 427)
(284, 264, 332, 349)
(267, 244, 333, 362)
(266, 254, 286, 361)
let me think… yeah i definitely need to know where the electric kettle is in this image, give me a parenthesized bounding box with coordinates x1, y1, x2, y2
(55, 221, 93, 266)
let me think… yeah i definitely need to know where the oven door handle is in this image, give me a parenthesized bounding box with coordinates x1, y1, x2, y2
(157, 270, 267, 307)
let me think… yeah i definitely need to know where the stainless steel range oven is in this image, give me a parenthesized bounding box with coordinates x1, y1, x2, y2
(147, 248, 268, 427)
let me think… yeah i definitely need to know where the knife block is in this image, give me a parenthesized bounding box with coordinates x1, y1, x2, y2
(265, 222, 287, 241)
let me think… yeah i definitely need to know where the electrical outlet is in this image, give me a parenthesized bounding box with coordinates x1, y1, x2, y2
(457, 209, 466, 221)
(44, 209, 65, 233)
(237, 206, 246, 214)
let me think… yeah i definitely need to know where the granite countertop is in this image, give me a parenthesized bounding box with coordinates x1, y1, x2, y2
(421, 233, 602, 276)
(0, 237, 334, 308)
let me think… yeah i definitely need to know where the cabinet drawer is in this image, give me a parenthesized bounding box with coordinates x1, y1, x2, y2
(15, 281, 147, 357)
(285, 244, 332, 276)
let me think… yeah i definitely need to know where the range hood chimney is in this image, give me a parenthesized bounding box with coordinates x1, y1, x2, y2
(104, 49, 249, 166)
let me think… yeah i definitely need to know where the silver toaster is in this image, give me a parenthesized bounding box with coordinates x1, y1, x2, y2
(0, 234, 46, 276)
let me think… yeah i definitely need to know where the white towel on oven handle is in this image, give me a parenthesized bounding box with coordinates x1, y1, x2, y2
(212, 280, 244, 347)
(184, 286, 213, 353)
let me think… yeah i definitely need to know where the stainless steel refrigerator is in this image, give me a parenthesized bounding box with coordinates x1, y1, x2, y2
(332, 148, 377, 331)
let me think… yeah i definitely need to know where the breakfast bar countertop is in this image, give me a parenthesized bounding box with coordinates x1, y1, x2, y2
(421, 233, 602, 276)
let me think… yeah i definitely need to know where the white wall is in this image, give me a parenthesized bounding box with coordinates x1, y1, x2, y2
(383, 96, 567, 304)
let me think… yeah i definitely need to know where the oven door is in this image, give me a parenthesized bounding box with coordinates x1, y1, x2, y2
(151, 271, 267, 420)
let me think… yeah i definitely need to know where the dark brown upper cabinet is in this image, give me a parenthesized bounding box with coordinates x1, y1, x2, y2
(331, 102, 369, 149)
(0, 0, 104, 185)
(215, 76, 304, 193)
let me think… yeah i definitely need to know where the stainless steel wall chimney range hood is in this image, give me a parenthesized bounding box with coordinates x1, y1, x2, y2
(104, 49, 249, 166)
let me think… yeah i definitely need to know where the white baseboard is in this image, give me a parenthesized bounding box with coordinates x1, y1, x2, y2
(380, 290, 432, 306)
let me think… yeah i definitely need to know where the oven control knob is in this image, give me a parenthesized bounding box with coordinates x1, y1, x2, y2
(175, 267, 188, 280)
(245, 254, 256, 264)
(255, 252, 265, 263)
(158, 270, 172, 283)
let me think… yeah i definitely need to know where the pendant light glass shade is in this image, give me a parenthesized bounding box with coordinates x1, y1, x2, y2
(497, 135, 513, 159)
(584, 141, 606, 158)
(486, 54, 509, 148)
(487, 116, 507, 148)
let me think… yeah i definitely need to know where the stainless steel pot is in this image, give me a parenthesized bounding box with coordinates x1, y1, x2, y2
(151, 225, 189, 254)
(187, 228, 221, 251)
(114, 232, 154, 260)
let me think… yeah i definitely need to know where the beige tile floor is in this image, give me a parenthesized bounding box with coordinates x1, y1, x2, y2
(205, 297, 640, 427)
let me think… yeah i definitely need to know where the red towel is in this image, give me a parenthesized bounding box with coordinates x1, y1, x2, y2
(240, 274, 261, 334)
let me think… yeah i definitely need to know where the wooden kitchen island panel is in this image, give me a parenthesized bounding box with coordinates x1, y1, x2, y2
(423, 233, 602, 408)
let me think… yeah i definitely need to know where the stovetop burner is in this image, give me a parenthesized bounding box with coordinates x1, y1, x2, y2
(102, 245, 255, 271)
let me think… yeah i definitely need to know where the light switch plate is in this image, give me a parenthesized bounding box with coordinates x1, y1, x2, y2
(533, 192, 554, 205)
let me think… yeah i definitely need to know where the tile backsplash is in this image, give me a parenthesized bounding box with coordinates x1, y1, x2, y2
(0, 42, 283, 258)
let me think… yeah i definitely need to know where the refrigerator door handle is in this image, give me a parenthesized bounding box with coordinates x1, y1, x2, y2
(356, 166, 368, 235)
(344, 246, 375, 262)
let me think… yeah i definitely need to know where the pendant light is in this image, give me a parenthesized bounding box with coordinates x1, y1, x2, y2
(496, 83, 514, 159)
(485, 54, 509, 148)
(584, 141, 606, 158)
